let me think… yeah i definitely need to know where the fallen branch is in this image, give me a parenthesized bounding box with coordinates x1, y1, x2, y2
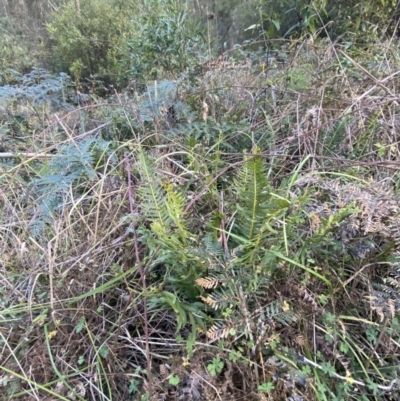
(0, 152, 54, 159)
(0, 121, 113, 160)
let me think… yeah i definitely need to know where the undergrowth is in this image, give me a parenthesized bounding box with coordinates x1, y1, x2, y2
(1, 37, 400, 401)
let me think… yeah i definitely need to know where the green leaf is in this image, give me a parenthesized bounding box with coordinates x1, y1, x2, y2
(235, 148, 271, 242)
(99, 345, 109, 359)
(207, 357, 224, 377)
(271, 20, 280, 31)
(320, 362, 336, 377)
(245, 23, 260, 31)
(128, 379, 139, 395)
(258, 381, 275, 393)
(169, 375, 180, 386)
(228, 350, 242, 363)
(75, 317, 85, 334)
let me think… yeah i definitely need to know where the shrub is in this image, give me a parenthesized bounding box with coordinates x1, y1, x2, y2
(125, 0, 206, 81)
(46, 0, 138, 86)
(0, 16, 35, 84)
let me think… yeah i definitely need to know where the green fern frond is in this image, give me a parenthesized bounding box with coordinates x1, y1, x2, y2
(257, 300, 297, 326)
(202, 233, 224, 263)
(164, 182, 190, 243)
(29, 137, 110, 238)
(323, 115, 351, 155)
(235, 148, 271, 242)
(137, 150, 170, 228)
(137, 150, 191, 244)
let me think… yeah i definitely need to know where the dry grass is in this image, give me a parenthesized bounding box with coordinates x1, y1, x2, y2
(1, 37, 400, 400)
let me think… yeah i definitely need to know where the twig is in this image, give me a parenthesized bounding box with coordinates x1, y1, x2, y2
(0, 152, 53, 159)
(301, 354, 397, 391)
(0, 121, 112, 162)
(191, 371, 223, 401)
(125, 153, 152, 396)
(184, 160, 246, 212)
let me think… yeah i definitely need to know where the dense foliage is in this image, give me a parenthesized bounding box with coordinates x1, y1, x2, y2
(126, 0, 206, 80)
(0, 16, 35, 84)
(1, 1, 400, 400)
(46, 0, 138, 85)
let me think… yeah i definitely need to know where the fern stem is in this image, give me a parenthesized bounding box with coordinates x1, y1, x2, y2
(125, 153, 152, 396)
(184, 159, 246, 212)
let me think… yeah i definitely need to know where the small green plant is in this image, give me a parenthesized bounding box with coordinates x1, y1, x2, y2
(98, 345, 110, 359)
(75, 317, 85, 334)
(128, 379, 140, 395)
(207, 357, 224, 377)
(258, 381, 275, 393)
(168, 375, 180, 386)
(228, 349, 243, 363)
(185, 332, 196, 359)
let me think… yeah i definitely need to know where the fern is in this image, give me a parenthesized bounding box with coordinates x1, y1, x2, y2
(194, 150, 306, 346)
(136, 148, 206, 311)
(137, 150, 170, 228)
(196, 277, 220, 289)
(206, 322, 235, 340)
(141, 80, 179, 119)
(29, 137, 110, 238)
(200, 233, 225, 268)
(322, 115, 351, 156)
(234, 148, 271, 243)
(136, 150, 192, 243)
(7, 68, 72, 100)
(369, 262, 400, 321)
(265, 304, 297, 327)
(164, 182, 190, 244)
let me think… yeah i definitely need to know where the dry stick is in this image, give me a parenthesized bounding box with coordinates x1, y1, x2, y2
(125, 154, 152, 396)
(337, 49, 395, 97)
(0, 152, 51, 158)
(0, 121, 112, 161)
(184, 153, 400, 216)
(184, 159, 247, 213)
(301, 354, 397, 392)
(220, 152, 400, 171)
(365, 316, 390, 372)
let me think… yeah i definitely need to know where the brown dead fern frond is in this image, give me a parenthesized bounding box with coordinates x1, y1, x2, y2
(200, 295, 218, 309)
(367, 288, 400, 322)
(299, 178, 400, 247)
(206, 323, 234, 340)
(298, 286, 319, 313)
(196, 277, 219, 289)
(200, 294, 232, 310)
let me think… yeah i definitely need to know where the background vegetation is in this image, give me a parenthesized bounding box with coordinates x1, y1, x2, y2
(1, 0, 400, 400)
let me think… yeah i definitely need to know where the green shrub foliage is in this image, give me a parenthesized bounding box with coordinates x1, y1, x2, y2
(46, 0, 138, 85)
(126, 0, 205, 80)
(0, 16, 35, 84)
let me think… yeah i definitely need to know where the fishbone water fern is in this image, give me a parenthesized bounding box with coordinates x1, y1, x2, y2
(196, 150, 296, 340)
(234, 148, 272, 242)
(136, 150, 190, 245)
(136, 150, 171, 231)
(135, 149, 206, 328)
